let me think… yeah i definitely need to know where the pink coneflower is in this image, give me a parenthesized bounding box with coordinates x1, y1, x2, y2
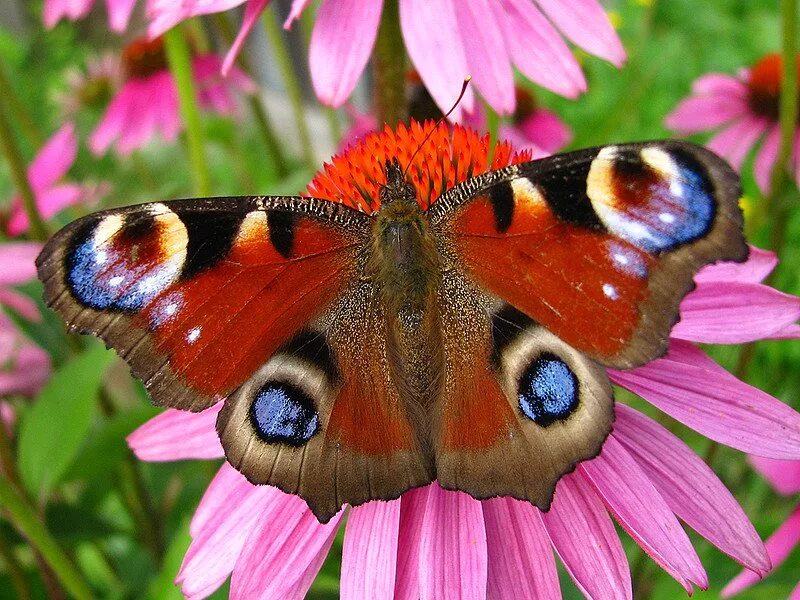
(127, 124, 800, 599)
(89, 36, 256, 157)
(145, 0, 625, 118)
(55, 52, 123, 119)
(4, 123, 91, 237)
(723, 457, 800, 599)
(43, 0, 137, 32)
(666, 53, 799, 195)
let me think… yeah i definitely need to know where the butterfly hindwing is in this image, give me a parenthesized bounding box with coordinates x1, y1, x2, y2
(430, 140, 747, 368)
(36, 196, 369, 411)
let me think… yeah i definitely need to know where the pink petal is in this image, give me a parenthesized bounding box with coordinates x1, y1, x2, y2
(498, 124, 549, 160)
(694, 245, 777, 284)
(177, 465, 279, 600)
(754, 124, 781, 195)
(419, 483, 487, 600)
(0, 339, 51, 397)
(230, 494, 342, 600)
(309, 0, 382, 107)
(692, 73, 749, 98)
(90, 84, 135, 155)
(0, 289, 41, 322)
(147, 0, 247, 38)
(672, 281, 800, 344)
(7, 184, 84, 236)
(517, 108, 572, 154)
(767, 322, 800, 339)
(283, 0, 313, 29)
(28, 123, 77, 190)
(106, 0, 136, 31)
(707, 115, 769, 170)
(615, 404, 770, 574)
(127, 404, 224, 461)
(116, 79, 162, 155)
(749, 456, 800, 495)
(541, 474, 632, 600)
(43, 0, 93, 28)
(482, 497, 560, 600)
(400, 0, 474, 121)
(610, 340, 800, 459)
(341, 501, 401, 599)
(394, 486, 431, 600)
(0, 243, 42, 285)
(535, 0, 626, 66)
(581, 435, 706, 592)
(454, 0, 515, 114)
(221, 0, 271, 76)
(722, 505, 800, 598)
(664, 94, 750, 134)
(496, 0, 585, 98)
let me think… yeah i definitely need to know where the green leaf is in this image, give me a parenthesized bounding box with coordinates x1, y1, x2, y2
(17, 343, 116, 501)
(45, 503, 125, 544)
(146, 519, 191, 600)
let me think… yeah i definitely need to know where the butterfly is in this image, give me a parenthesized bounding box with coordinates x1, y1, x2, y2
(36, 122, 746, 523)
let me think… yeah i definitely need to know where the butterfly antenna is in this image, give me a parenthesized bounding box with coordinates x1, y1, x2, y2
(402, 76, 471, 180)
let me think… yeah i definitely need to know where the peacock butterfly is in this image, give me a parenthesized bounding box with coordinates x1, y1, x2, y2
(36, 121, 746, 523)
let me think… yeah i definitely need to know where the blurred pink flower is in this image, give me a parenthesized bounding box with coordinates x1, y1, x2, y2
(43, 0, 137, 32)
(5, 123, 89, 237)
(723, 457, 800, 598)
(0, 243, 51, 397)
(55, 52, 123, 119)
(145, 0, 625, 118)
(666, 53, 798, 195)
(89, 37, 256, 156)
(128, 244, 800, 599)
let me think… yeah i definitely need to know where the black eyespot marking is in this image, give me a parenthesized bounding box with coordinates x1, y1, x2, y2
(534, 157, 605, 230)
(250, 381, 319, 446)
(518, 353, 579, 426)
(490, 304, 533, 368)
(279, 330, 341, 385)
(488, 181, 514, 233)
(177, 209, 242, 279)
(268, 210, 297, 258)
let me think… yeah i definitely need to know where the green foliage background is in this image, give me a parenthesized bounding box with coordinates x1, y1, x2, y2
(0, 0, 798, 598)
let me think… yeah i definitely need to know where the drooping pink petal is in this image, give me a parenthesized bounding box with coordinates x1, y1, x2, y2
(147, 0, 248, 38)
(482, 497, 560, 600)
(496, 0, 585, 98)
(615, 404, 770, 574)
(116, 79, 162, 155)
(498, 125, 548, 160)
(517, 108, 572, 154)
(664, 93, 750, 134)
(28, 123, 77, 190)
(707, 115, 770, 170)
(694, 246, 777, 284)
(692, 73, 749, 98)
(309, 0, 382, 107)
(230, 494, 343, 600)
(0, 289, 41, 322)
(221, 0, 271, 76)
(722, 505, 800, 598)
(127, 404, 224, 461)
(177, 465, 280, 600)
(535, 0, 626, 66)
(0, 334, 51, 397)
(7, 184, 84, 236)
(0, 243, 41, 285)
(580, 435, 706, 592)
(541, 474, 632, 600)
(454, 0, 515, 115)
(672, 281, 800, 344)
(400, 0, 474, 121)
(340, 501, 401, 599)
(106, 0, 136, 31)
(754, 124, 781, 194)
(610, 340, 800, 459)
(284, 0, 313, 29)
(418, 483, 488, 600)
(394, 486, 431, 600)
(767, 323, 800, 339)
(89, 83, 135, 155)
(749, 456, 800, 495)
(43, 0, 94, 28)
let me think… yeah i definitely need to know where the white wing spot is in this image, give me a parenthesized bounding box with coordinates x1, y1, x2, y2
(186, 327, 201, 344)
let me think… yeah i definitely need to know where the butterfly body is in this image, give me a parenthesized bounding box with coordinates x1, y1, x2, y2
(37, 123, 746, 522)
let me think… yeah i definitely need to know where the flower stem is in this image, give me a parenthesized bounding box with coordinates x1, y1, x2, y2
(373, 0, 407, 125)
(262, 7, 317, 171)
(0, 528, 31, 600)
(164, 27, 212, 196)
(0, 478, 93, 600)
(0, 60, 43, 147)
(0, 102, 50, 242)
(769, 0, 798, 197)
(212, 13, 290, 177)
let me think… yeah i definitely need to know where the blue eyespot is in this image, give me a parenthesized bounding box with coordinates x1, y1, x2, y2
(518, 354, 579, 426)
(250, 382, 319, 446)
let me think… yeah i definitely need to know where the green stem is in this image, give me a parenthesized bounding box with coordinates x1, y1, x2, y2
(0, 61, 43, 147)
(0, 479, 92, 600)
(0, 102, 50, 241)
(769, 0, 798, 198)
(262, 8, 317, 171)
(0, 514, 31, 600)
(164, 27, 212, 196)
(373, 0, 407, 125)
(212, 13, 289, 177)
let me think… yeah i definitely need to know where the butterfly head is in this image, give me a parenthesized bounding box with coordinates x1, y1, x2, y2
(379, 158, 417, 208)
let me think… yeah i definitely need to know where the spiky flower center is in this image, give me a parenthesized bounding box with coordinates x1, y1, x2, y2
(122, 37, 168, 80)
(305, 121, 531, 212)
(747, 53, 800, 120)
